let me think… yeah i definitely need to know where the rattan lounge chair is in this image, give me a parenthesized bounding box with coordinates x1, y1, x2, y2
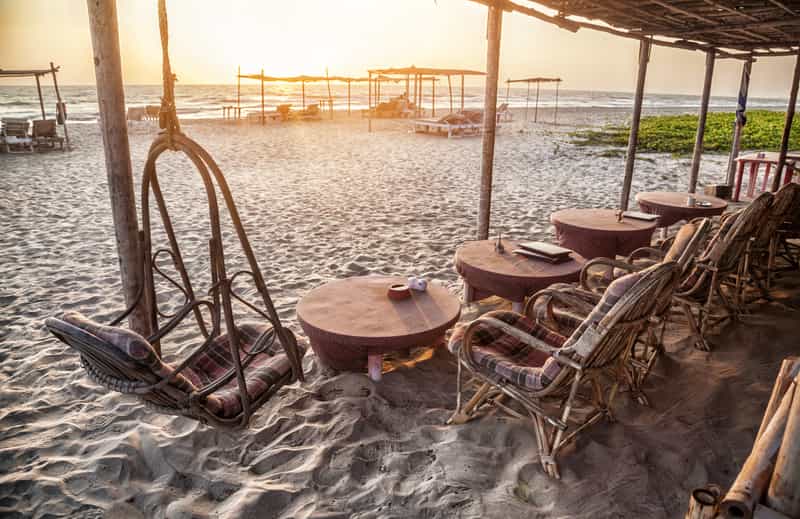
(743, 183, 800, 295)
(529, 218, 713, 404)
(45, 132, 306, 429)
(674, 192, 773, 351)
(447, 262, 680, 478)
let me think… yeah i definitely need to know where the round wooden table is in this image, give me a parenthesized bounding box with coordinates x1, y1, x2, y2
(454, 239, 585, 312)
(296, 276, 461, 381)
(636, 191, 727, 229)
(550, 208, 657, 260)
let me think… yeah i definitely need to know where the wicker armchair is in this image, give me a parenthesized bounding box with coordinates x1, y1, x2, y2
(447, 262, 680, 478)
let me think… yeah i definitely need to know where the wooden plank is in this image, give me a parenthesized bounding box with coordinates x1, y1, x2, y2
(85, 0, 152, 337)
(689, 50, 716, 193)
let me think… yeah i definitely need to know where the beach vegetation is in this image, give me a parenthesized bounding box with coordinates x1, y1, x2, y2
(571, 110, 800, 154)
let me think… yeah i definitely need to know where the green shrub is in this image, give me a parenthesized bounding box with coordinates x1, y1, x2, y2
(571, 110, 799, 154)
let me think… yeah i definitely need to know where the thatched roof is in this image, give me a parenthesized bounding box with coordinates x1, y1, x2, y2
(470, 0, 800, 58)
(507, 77, 562, 83)
(368, 66, 486, 76)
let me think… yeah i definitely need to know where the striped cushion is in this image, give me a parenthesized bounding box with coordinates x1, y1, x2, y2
(449, 311, 567, 391)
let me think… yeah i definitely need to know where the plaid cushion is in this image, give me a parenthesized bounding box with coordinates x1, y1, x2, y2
(529, 283, 599, 336)
(184, 323, 305, 418)
(449, 311, 567, 391)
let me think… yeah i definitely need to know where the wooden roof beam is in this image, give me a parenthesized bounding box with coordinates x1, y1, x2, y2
(769, 0, 798, 16)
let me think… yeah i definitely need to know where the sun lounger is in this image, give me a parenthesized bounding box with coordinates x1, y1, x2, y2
(1, 118, 34, 153)
(413, 110, 493, 138)
(32, 119, 64, 151)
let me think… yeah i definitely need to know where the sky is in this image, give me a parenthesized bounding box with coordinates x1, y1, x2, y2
(0, 0, 796, 98)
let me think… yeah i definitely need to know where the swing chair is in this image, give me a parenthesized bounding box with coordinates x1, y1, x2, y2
(45, 0, 305, 428)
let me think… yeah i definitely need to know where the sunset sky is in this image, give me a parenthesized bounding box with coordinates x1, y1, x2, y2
(0, 0, 796, 98)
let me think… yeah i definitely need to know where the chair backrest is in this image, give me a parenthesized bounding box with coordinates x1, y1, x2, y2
(753, 183, 800, 248)
(664, 218, 713, 274)
(33, 119, 57, 138)
(1, 118, 29, 137)
(560, 262, 680, 369)
(702, 192, 773, 272)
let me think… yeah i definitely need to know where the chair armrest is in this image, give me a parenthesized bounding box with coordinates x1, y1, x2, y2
(524, 287, 597, 322)
(470, 316, 563, 355)
(579, 258, 640, 292)
(626, 246, 666, 264)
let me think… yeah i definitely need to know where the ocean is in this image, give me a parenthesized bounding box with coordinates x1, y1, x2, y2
(0, 83, 791, 123)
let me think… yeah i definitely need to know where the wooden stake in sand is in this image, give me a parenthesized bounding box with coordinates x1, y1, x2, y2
(86, 0, 152, 337)
(477, 3, 502, 240)
(726, 58, 752, 187)
(771, 49, 800, 192)
(620, 38, 650, 211)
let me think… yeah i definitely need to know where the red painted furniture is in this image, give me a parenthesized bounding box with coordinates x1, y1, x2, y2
(733, 152, 799, 202)
(550, 208, 657, 259)
(636, 191, 727, 229)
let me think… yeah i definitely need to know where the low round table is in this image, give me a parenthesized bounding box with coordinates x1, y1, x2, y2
(636, 191, 727, 232)
(296, 276, 461, 381)
(454, 239, 586, 312)
(550, 208, 657, 260)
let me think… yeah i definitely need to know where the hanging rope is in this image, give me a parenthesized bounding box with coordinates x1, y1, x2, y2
(157, 0, 181, 146)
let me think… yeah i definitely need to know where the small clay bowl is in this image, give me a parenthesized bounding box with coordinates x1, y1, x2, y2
(387, 283, 411, 300)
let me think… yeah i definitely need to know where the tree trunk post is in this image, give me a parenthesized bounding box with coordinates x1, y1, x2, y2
(689, 50, 716, 193)
(50, 63, 70, 149)
(534, 81, 540, 122)
(260, 68, 265, 125)
(35, 75, 46, 119)
(620, 38, 651, 211)
(236, 65, 241, 120)
(477, 3, 503, 240)
(461, 74, 465, 111)
(554, 80, 560, 124)
(772, 49, 800, 192)
(86, 0, 152, 337)
(726, 58, 752, 187)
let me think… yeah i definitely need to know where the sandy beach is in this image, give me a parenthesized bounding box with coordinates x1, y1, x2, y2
(1, 107, 798, 518)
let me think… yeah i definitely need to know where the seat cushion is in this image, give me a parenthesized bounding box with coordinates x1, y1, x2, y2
(183, 323, 306, 418)
(448, 311, 567, 391)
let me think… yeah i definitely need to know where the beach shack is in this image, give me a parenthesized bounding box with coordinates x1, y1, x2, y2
(505, 76, 561, 123)
(0, 64, 69, 151)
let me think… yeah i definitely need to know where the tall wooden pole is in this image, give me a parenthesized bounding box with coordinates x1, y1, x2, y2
(505, 80, 510, 104)
(525, 81, 530, 121)
(260, 68, 265, 125)
(477, 4, 502, 240)
(461, 74, 465, 111)
(432, 77, 436, 117)
(725, 59, 751, 187)
(50, 63, 69, 148)
(688, 50, 716, 193)
(534, 81, 540, 122)
(35, 75, 46, 119)
(347, 80, 351, 115)
(620, 39, 651, 211)
(236, 65, 241, 120)
(86, 0, 151, 336)
(554, 80, 560, 124)
(448, 75, 453, 113)
(368, 72, 372, 132)
(301, 80, 306, 110)
(772, 49, 800, 192)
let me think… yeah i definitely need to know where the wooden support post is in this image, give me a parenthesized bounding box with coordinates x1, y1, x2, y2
(505, 79, 510, 104)
(236, 65, 241, 120)
(534, 81, 540, 122)
(477, 4, 502, 240)
(461, 74, 465, 111)
(368, 72, 372, 132)
(766, 368, 800, 516)
(35, 75, 46, 119)
(86, 0, 152, 337)
(620, 38, 651, 211)
(50, 63, 69, 149)
(405, 74, 410, 97)
(689, 50, 716, 194)
(448, 75, 453, 113)
(525, 81, 530, 121)
(326, 68, 333, 120)
(347, 80, 351, 115)
(301, 80, 306, 110)
(771, 49, 800, 192)
(432, 77, 436, 117)
(726, 59, 752, 187)
(554, 80, 560, 124)
(260, 68, 265, 125)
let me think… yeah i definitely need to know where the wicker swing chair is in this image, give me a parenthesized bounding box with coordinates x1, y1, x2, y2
(45, 0, 305, 428)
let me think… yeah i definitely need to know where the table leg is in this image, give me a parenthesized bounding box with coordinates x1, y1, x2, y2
(463, 281, 475, 304)
(367, 354, 382, 382)
(747, 162, 759, 198)
(734, 161, 745, 202)
(512, 300, 524, 313)
(761, 163, 772, 193)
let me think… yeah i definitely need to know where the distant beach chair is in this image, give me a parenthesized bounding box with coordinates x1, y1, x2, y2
(144, 105, 160, 121)
(496, 103, 513, 123)
(300, 103, 321, 121)
(45, 132, 306, 428)
(32, 119, 64, 151)
(448, 262, 680, 478)
(126, 106, 146, 121)
(413, 109, 488, 138)
(1, 118, 33, 153)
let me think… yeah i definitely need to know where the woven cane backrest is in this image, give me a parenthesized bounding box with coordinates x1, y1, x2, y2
(753, 183, 800, 248)
(705, 192, 773, 272)
(560, 262, 679, 369)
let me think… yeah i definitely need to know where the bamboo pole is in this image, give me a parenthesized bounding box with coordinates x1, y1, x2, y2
(448, 75, 453, 113)
(620, 39, 651, 211)
(771, 49, 800, 192)
(766, 372, 800, 516)
(534, 81, 540, 122)
(689, 50, 716, 194)
(347, 80, 351, 115)
(525, 81, 530, 121)
(757, 358, 800, 440)
(461, 74, 465, 111)
(505, 79, 510, 104)
(326, 67, 333, 120)
(554, 80, 560, 124)
(236, 65, 241, 120)
(368, 72, 372, 132)
(406, 73, 410, 97)
(301, 80, 306, 110)
(50, 63, 70, 149)
(432, 76, 436, 117)
(260, 68, 265, 125)
(726, 59, 752, 187)
(35, 75, 46, 119)
(85, 0, 151, 337)
(477, 4, 502, 240)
